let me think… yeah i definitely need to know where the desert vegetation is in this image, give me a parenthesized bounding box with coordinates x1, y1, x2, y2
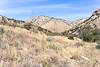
(0, 8, 100, 67)
(0, 25, 99, 67)
(79, 27, 100, 42)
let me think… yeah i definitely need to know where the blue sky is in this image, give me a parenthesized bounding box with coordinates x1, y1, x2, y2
(0, 0, 100, 21)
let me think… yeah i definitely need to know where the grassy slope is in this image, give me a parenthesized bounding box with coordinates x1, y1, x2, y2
(0, 25, 100, 67)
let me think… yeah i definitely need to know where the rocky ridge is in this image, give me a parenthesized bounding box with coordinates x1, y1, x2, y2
(62, 8, 100, 36)
(28, 16, 71, 33)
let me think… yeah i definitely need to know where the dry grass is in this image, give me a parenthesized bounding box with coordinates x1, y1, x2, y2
(0, 25, 99, 67)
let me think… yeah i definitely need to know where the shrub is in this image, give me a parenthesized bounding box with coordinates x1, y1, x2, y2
(79, 29, 92, 42)
(0, 27, 4, 34)
(79, 28, 100, 42)
(46, 38, 52, 42)
(68, 35, 74, 40)
(44, 63, 51, 67)
(96, 43, 100, 49)
(48, 44, 62, 52)
(24, 23, 33, 30)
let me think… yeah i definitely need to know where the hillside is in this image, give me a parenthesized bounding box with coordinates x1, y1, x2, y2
(0, 15, 59, 36)
(0, 15, 25, 24)
(0, 9, 100, 67)
(62, 9, 100, 41)
(0, 25, 100, 67)
(28, 16, 71, 33)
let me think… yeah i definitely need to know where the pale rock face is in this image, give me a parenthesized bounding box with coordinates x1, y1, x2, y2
(28, 16, 71, 33)
(29, 16, 51, 26)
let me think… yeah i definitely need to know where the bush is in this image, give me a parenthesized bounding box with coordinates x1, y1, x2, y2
(24, 23, 33, 30)
(96, 43, 100, 49)
(68, 35, 74, 40)
(79, 29, 92, 42)
(0, 27, 4, 34)
(79, 28, 100, 42)
(48, 44, 62, 52)
(44, 63, 51, 67)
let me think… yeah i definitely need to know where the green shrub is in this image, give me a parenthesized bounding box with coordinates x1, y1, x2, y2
(79, 29, 92, 42)
(79, 28, 100, 42)
(96, 43, 100, 49)
(0, 27, 4, 34)
(44, 63, 51, 67)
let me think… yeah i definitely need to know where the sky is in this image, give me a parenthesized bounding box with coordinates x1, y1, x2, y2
(0, 0, 100, 21)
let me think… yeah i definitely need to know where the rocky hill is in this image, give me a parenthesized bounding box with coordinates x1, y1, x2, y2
(0, 15, 59, 36)
(28, 16, 71, 33)
(62, 9, 100, 36)
(0, 9, 100, 67)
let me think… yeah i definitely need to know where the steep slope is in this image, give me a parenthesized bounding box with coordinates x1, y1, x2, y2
(23, 22, 61, 36)
(28, 16, 71, 33)
(62, 9, 100, 36)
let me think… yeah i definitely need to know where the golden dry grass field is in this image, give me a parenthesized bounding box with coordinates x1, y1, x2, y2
(0, 25, 99, 67)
